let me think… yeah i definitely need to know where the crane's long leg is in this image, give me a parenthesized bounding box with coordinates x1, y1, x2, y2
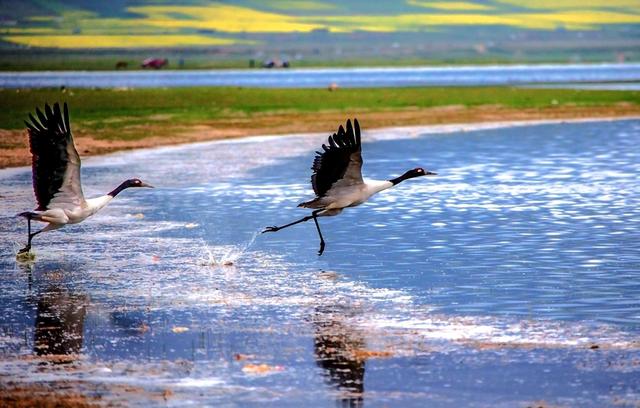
(18, 217, 43, 254)
(263, 209, 327, 255)
(18, 217, 33, 254)
(312, 211, 326, 256)
(262, 211, 320, 233)
(262, 216, 312, 233)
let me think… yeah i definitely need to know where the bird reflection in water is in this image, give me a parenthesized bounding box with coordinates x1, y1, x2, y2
(313, 306, 366, 407)
(34, 284, 87, 363)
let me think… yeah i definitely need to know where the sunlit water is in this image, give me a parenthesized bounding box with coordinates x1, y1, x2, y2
(1, 119, 639, 407)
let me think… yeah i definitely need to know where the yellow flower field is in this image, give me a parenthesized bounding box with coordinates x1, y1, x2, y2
(4, 35, 252, 49)
(127, 5, 325, 33)
(254, 0, 338, 11)
(407, 1, 494, 11)
(494, 0, 640, 10)
(312, 10, 640, 31)
(2, 0, 639, 49)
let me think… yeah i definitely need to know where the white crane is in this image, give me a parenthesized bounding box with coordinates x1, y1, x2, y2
(17, 102, 153, 255)
(263, 119, 436, 255)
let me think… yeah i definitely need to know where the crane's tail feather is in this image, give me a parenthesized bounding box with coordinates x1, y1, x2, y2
(298, 198, 323, 209)
(17, 211, 44, 221)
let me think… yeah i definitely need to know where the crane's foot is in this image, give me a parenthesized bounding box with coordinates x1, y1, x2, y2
(262, 226, 280, 233)
(16, 245, 35, 262)
(317, 241, 326, 256)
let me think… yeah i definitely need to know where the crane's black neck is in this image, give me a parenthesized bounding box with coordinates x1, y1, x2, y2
(108, 180, 131, 197)
(389, 171, 415, 186)
(389, 168, 430, 185)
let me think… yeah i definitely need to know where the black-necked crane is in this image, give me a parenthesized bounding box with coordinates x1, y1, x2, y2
(17, 102, 153, 255)
(262, 118, 436, 255)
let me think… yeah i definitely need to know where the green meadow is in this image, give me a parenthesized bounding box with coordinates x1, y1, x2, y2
(1, 86, 638, 140)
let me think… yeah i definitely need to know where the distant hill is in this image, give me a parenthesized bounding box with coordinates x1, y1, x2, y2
(1, 0, 639, 69)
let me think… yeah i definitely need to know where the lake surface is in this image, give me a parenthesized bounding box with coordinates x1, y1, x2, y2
(1, 119, 639, 406)
(1, 63, 640, 89)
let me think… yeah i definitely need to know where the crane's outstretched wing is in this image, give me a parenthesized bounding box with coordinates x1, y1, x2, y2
(25, 102, 85, 211)
(311, 118, 363, 197)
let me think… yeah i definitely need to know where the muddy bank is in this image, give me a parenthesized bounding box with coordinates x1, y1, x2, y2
(2, 104, 639, 169)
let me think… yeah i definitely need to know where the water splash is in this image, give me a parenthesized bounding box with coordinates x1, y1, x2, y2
(198, 230, 261, 266)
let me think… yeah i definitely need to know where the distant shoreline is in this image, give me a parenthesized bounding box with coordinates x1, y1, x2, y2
(2, 63, 639, 89)
(2, 105, 639, 170)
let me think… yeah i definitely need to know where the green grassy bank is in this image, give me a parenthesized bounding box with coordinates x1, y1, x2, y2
(2, 86, 638, 139)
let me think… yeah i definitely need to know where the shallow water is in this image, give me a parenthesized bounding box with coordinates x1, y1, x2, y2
(1, 63, 639, 89)
(1, 119, 639, 406)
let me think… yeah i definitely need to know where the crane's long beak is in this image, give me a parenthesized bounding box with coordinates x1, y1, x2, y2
(426, 171, 437, 176)
(140, 182, 154, 188)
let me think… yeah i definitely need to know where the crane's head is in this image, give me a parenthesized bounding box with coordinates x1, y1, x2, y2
(390, 167, 437, 185)
(109, 178, 154, 197)
(410, 167, 437, 178)
(125, 178, 154, 189)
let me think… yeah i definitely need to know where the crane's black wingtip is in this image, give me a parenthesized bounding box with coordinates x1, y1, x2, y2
(35, 106, 46, 124)
(34, 101, 67, 112)
(44, 103, 54, 120)
(27, 101, 71, 134)
(63, 102, 70, 130)
(353, 118, 361, 145)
